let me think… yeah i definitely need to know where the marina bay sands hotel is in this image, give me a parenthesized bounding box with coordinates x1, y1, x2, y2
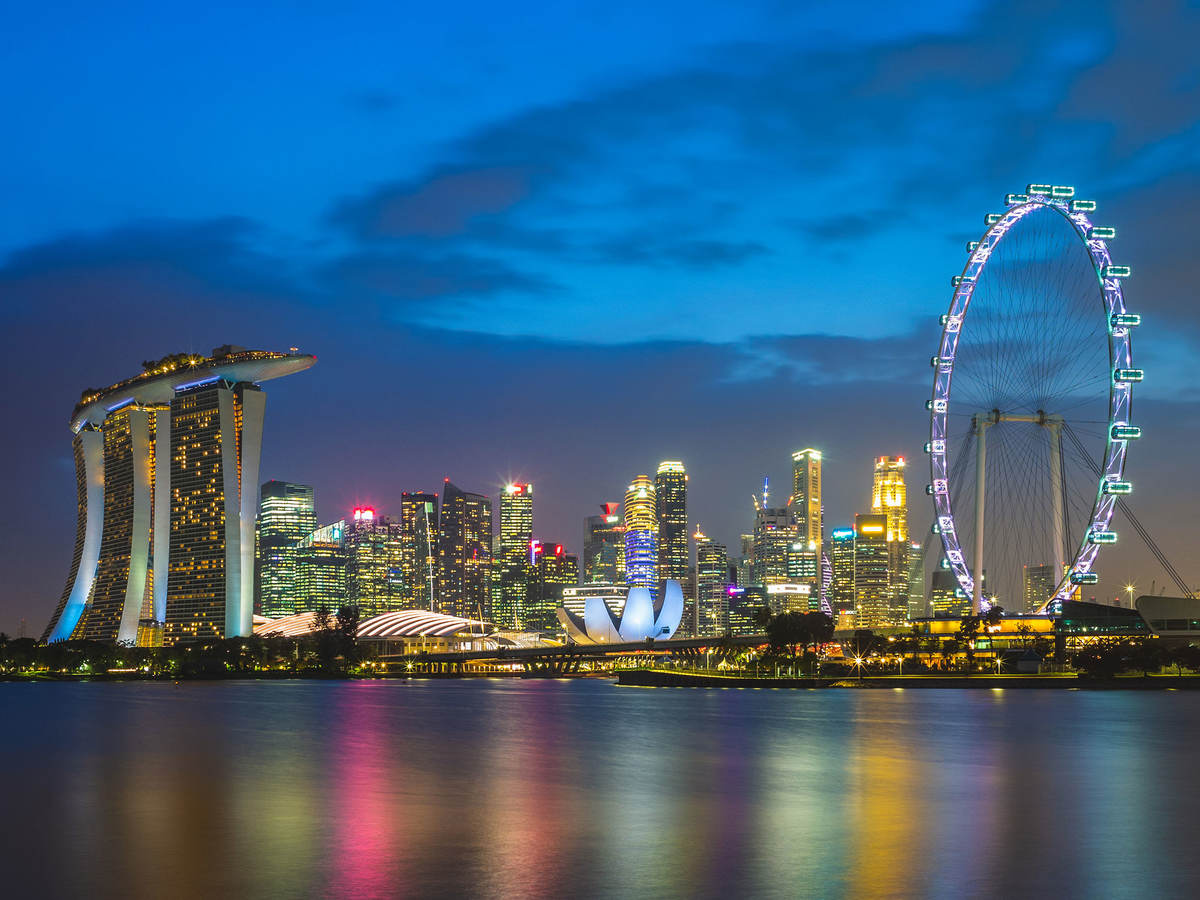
(42, 346, 314, 645)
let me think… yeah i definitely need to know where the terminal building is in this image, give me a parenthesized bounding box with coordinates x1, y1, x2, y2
(43, 346, 314, 644)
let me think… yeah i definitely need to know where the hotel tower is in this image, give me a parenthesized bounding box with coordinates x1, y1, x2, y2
(43, 346, 314, 644)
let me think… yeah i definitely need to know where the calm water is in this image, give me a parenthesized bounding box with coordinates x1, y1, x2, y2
(2, 679, 1198, 899)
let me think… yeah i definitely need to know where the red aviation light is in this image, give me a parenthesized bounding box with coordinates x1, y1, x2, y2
(555, 544, 564, 556)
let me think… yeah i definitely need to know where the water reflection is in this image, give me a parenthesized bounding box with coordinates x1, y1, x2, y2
(3, 681, 1200, 898)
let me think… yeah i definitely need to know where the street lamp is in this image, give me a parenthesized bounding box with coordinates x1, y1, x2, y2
(1125, 583, 1136, 609)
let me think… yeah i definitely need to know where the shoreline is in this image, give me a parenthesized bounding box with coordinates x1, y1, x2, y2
(616, 669, 1200, 689)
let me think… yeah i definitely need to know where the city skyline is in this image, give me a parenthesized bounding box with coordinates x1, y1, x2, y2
(4, 0, 1200, 634)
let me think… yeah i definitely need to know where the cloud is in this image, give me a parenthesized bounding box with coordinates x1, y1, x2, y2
(324, 250, 554, 303)
(329, 166, 533, 239)
(591, 235, 770, 268)
(0, 218, 304, 324)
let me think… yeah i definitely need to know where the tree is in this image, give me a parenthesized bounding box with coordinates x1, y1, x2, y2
(958, 614, 982, 674)
(1073, 639, 1124, 678)
(766, 612, 809, 662)
(753, 606, 773, 630)
(336, 605, 361, 665)
(313, 606, 339, 670)
(803, 611, 835, 649)
(1171, 643, 1200, 676)
(1015, 623, 1033, 650)
(1127, 638, 1164, 677)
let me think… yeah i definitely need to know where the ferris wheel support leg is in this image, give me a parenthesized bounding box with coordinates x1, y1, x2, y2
(1047, 420, 1066, 585)
(973, 416, 988, 615)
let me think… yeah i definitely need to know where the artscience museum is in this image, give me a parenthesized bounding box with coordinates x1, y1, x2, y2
(557, 580, 683, 644)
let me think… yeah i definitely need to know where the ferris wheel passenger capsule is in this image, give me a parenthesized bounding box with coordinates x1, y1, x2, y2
(1111, 313, 1140, 327)
(1071, 572, 1100, 585)
(1071, 199, 1097, 212)
(1088, 531, 1118, 544)
(1114, 368, 1143, 383)
(1026, 184, 1053, 195)
(1102, 481, 1133, 495)
(1111, 424, 1141, 440)
(985, 213, 1003, 225)
(1051, 185, 1075, 198)
(1089, 226, 1116, 239)
(1004, 193, 1029, 205)
(1102, 265, 1131, 278)
(966, 241, 980, 251)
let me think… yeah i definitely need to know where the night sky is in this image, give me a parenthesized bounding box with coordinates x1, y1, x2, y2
(3, 0, 1198, 634)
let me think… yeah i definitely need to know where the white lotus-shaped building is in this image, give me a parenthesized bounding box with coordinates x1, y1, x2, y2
(556, 580, 683, 644)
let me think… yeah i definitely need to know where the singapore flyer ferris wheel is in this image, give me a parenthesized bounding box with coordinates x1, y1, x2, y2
(927, 184, 1139, 614)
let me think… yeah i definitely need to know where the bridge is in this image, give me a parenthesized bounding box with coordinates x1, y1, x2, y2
(371, 634, 769, 675)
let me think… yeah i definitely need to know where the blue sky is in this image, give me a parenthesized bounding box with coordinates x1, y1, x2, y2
(2, 0, 1199, 632)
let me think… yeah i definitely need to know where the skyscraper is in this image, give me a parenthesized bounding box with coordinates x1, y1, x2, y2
(296, 521, 347, 612)
(871, 456, 909, 543)
(931, 564, 968, 617)
(438, 480, 492, 619)
(623, 475, 657, 593)
(828, 527, 856, 613)
(44, 347, 314, 645)
(751, 505, 791, 587)
(655, 461, 688, 600)
(583, 503, 624, 583)
(344, 507, 406, 618)
(790, 448, 823, 586)
(872, 455, 911, 618)
(400, 492, 438, 610)
(695, 528, 729, 636)
(495, 482, 533, 630)
(906, 541, 926, 620)
(853, 513, 892, 627)
(1023, 563, 1057, 613)
(525, 540, 578, 633)
(256, 481, 316, 618)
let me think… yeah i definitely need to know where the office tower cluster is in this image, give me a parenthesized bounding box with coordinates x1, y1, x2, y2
(47, 351, 933, 643)
(825, 455, 914, 628)
(728, 450, 919, 631)
(43, 347, 315, 646)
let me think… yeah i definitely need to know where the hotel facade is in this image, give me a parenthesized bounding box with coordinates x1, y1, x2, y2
(43, 346, 314, 644)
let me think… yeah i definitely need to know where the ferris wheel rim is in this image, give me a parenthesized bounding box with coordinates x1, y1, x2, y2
(927, 187, 1136, 613)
